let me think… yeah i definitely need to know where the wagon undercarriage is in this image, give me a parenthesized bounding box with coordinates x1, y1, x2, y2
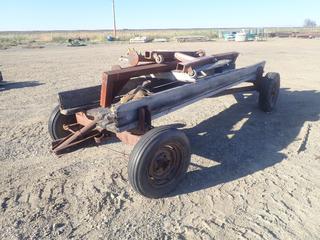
(49, 49, 280, 198)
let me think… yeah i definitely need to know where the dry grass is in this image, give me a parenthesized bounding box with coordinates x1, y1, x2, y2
(0, 27, 319, 49)
(0, 29, 219, 43)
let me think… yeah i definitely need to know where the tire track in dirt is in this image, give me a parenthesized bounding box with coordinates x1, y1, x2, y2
(0, 121, 48, 161)
(1, 41, 320, 239)
(0, 161, 134, 239)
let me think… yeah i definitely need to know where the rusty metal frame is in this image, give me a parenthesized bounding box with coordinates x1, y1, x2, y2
(52, 118, 100, 154)
(125, 50, 205, 66)
(115, 106, 152, 145)
(100, 52, 238, 108)
(144, 50, 205, 64)
(75, 112, 94, 126)
(52, 106, 152, 153)
(176, 52, 239, 75)
(53, 51, 263, 154)
(100, 61, 178, 107)
(53, 83, 260, 155)
(125, 49, 154, 66)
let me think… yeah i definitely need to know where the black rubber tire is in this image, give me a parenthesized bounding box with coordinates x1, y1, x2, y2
(48, 105, 76, 140)
(128, 127, 191, 198)
(259, 72, 280, 112)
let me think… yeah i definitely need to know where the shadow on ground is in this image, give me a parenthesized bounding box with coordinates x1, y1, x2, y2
(48, 88, 320, 196)
(171, 88, 320, 196)
(0, 80, 43, 91)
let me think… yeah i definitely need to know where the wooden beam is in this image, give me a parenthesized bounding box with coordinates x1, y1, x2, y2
(113, 62, 265, 131)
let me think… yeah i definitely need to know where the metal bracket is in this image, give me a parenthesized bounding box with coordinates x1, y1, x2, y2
(138, 106, 152, 132)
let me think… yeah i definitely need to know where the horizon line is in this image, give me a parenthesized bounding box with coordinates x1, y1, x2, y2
(1, 26, 319, 33)
(0, 26, 320, 33)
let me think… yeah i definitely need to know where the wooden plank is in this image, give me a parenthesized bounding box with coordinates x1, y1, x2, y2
(113, 62, 265, 131)
(59, 85, 101, 110)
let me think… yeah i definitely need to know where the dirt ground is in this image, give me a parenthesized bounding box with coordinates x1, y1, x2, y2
(0, 39, 320, 240)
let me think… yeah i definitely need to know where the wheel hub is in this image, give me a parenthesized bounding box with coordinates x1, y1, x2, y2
(153, 151, 172, 176)
(148, 144, 181, 186)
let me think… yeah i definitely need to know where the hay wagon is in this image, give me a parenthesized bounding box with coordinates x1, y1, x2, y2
(49, 49, 280, 198)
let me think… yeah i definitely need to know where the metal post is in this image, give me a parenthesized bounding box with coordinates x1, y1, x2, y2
(112, 0, 117, 38)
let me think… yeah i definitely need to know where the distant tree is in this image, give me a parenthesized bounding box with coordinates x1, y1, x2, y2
(303, 18, 317, 28)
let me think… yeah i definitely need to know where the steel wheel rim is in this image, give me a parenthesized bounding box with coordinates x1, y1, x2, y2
(148, 142, 182, 187)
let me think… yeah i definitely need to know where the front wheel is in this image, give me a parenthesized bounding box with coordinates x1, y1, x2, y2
(48, 105, 76, 140)
(128, 127, 191, 198)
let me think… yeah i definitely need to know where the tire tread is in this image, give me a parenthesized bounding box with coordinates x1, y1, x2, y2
(128, 126, 190, 198)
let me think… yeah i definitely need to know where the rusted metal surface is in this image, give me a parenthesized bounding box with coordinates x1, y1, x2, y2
(62, 123, 81, 134)
(101, 50, 231, 108)
(176, 52, 239, 75)
(115, 107, 151, 145)
(52, 118, 100, 154)
(125, 49, 153, 66)
(100, 61, 178, 108)
(144, 50, 205, 64)
(125, 50, 205, 66)
(51, 49, 266, 155)
(52, 107, 153, 153)
(75, 112, 94, 126)
(116, 131, 141, 145)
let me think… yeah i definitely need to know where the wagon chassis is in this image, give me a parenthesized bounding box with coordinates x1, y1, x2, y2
(49, 49, 280, 198)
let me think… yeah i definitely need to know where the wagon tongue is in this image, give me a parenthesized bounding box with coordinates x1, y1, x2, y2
(52, 107, 113, 155)
(51, 117, 99, 155)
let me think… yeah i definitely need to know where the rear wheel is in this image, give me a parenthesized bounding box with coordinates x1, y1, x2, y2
(48, 105, 76, 140)
(128, 127, 191, 198)
(258, 72, 280, 112)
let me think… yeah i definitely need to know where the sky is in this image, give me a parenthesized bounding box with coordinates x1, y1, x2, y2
(0, 0, 319, 31)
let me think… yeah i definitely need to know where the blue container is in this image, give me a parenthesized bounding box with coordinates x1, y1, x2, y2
(107, 35, 115, 41)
